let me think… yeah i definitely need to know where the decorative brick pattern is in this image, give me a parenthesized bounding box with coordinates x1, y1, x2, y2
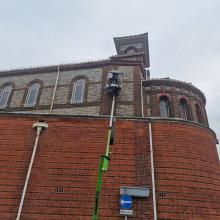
(133, 66, 142, 116)
(9, 90, 25, 108)
(87, 83, 102, 103)
(0, 64, 140, 117)
(0, 72, 57, 88)
(116, 105, 134, 116)
(39, 87, 54, 105)
(53, 86, 69, 104)
(19, 106, 101, 115)
(143, 79, 209, 126)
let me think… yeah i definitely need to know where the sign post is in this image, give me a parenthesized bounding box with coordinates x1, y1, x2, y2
(120, 195, 133, 219)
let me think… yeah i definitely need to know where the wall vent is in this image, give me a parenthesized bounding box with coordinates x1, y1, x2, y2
(55, 187, 64, 193)
(158, 192, 167, 198)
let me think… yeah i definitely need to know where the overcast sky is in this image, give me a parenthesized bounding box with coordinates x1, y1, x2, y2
(0, 0, 219, 156)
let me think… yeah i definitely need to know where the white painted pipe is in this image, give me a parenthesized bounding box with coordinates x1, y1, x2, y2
(139, 68, 144, 118)
(141, 79, 144, 117)
(148, 122, 157, 220)
(16, 122, 48, 220)
(50, 65, 60, 113)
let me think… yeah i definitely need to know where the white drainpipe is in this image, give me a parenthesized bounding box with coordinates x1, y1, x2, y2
(50, 65, 60, 113)
(141, 79, 144, 117)
(16, 122, 48, 220)
(148, 121, 157, 220)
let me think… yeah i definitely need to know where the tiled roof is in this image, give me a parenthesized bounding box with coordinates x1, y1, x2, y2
(0, 59, 111, 74)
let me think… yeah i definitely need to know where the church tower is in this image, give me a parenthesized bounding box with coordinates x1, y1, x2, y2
(114, 32, 150, 68)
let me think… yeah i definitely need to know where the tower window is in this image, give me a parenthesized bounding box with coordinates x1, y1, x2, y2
(159, 96, 170, 118)
(0, 85, 12, 109)
(180, 98, 190, 120)
(71, 79, 85, 104)
(25, 83, 40, 107)
(195, 103, 204, 124)
(125, 46, 137, 55)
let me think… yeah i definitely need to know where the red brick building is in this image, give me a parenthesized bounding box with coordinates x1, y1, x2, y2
(0, 33, 219, 219)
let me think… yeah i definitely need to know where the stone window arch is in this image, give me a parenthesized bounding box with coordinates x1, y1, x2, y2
(195, 103, 204, 124)
(179, 98, 191, 120)
(159, 96, 170, 118)
(24, 82, 41, 107)
(0, 84, 13, 109)
(71, 78, 86, 104)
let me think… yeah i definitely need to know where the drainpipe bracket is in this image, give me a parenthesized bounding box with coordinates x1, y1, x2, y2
(33, 122, 48, 129)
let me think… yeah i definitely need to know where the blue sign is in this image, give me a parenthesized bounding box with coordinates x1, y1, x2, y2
(120, 195, 132, 209)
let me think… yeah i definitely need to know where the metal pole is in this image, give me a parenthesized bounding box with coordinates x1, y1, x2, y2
(148, 122, 157, 220)
(109, 95, 115, 127)
(103, 95, 115, 171)
(125, 216, 128, 220)
(16, 122, 48, 220)
(92, 95, 116, 220)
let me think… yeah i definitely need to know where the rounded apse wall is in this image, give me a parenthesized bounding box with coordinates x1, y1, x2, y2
(151, 119, 220, 219)
(143, 79, 209, 126)
(0, 114, 218, 219)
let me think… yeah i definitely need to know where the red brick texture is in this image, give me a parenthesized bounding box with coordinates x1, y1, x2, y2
(152, 121, 220, 220)
(0, 114, 219, 219)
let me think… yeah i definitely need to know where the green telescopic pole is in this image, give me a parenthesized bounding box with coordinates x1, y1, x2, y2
(92, 95, 116, 220)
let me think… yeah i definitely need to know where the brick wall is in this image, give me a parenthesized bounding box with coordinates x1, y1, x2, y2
(152, 121, 220, 219)
(0, 114, 219, 219)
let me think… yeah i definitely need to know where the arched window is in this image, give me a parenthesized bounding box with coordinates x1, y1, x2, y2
(159, 96, 170, 118)
(71, 79, 85, 104)
(0, 85, 12, 109)
(125, 46, 137, 55)
(195, 103, 204, 124)
(25, 82, 40, 107)
(180, 98, 190, 120)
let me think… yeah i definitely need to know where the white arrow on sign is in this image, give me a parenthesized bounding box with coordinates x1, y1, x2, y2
(120, 200, 132, 205)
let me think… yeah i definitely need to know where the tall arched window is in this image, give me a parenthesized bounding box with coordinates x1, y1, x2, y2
(159, 96, 170, 118)
(0, 85, 12, 109)
(25, 83, 40, 107)
(71, 79, 85, 104)
(195, 103, 204, 124)
(180, 98, 190, 120)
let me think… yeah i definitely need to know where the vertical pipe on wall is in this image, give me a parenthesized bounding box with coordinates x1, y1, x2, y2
(49, 65, 60, 113)
(148, 121, 157, 220)
(16, 122, 48, 220)
(140, 68, 144, 117)
(141, 79, 144, 117)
